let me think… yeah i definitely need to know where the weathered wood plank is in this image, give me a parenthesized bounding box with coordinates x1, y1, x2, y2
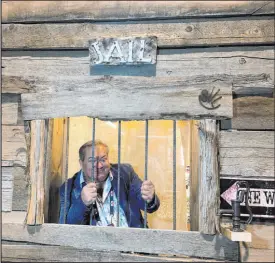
(221, 222, 275, 250)
(12, 167, 29, 211)
(220, 131, 274, 149)
(2, 1, 274, 23)
(2, 47, 274, 95)
(219, 131, 274, 178)
(231, 96, 274, 130)
(198, 120, 220, 234)
(19, 76, 232, 121)
(2, 17, 274, 49)
(26, 120, 46, 225)
(2, 102, 18, 125)
(2, 125, 27, 167)
(2, 223, 239, 261)
(1, 244, 223, 262)
(2, 211, 27, 223)
(240, 247, 275, 262)
(2, 167, 14, 211)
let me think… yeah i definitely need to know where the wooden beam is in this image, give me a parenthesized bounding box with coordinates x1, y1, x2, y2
(2, 167, 14, 212)
(2, 48, 274, 96)
(2, 17, 274, 49)
(1, 244, 224, 262)
(2, 223, 239, 261)
(2, 125, 27, 167)
(219, 131, 274, 177)
(18, 76, 232, 121)
(2, 1, 274, 23)
(231, 96, 274, 130)
(26, 120, 46, 225)
(12, 167, 29, 211)
(198, 120, 220, 235)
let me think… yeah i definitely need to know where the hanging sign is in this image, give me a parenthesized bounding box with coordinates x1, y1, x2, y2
(220, 177, 275, 219)
(89, 37, 157, 65)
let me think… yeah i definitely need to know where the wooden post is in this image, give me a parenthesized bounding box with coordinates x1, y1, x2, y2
(198, 119, 220, 235)
(26, 120, 45, 225)
(25, 119, 52, 225)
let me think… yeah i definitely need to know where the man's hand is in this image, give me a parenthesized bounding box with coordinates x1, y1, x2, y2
(81, 182, 97, 206)
(141, 180, 155, 203)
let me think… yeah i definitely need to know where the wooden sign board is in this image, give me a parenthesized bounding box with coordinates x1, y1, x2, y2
(89, 37, 157, 65)
(220, 177, 275, 219)
(19, 76, 233, 121)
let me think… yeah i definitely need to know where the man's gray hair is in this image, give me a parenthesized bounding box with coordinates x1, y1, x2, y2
(79, 140, 109, 161)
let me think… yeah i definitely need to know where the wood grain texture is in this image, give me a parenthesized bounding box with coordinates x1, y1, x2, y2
(2, 1, 274, 23)
(221, 222, 275, 250)
(2, 47, 274, 95)
(240, 247, 275, 262)
(1, 244, 224, 262)
(26, 120, 46, 225)
(19, 76, 232, 121)
(219, 131, 274, 178)
(2, 102, 18, 125)
(2, 17, 274, 49)
(198, 120, 220, 234)
(2, 223, 239, 261)
(231, 96, 274, 130)
(2, 167, 14, 211)
(2, 125, 27, 167)
(12, 167, 29, 211)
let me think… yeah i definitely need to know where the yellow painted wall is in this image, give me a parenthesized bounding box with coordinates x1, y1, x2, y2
(67, 117, 190, 230)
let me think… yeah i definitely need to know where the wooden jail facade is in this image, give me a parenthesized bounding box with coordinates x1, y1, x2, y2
(1, 1, 275, 262)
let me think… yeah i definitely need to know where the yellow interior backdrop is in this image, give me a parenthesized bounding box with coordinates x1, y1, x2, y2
(67, 117, 190, 230)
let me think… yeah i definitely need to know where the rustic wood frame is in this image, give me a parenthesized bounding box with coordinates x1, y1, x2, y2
(1, 74, 237, 260)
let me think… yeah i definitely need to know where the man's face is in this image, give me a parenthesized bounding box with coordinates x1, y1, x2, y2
(79, 145, 111, 183)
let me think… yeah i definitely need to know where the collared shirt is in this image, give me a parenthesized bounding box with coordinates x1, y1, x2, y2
(80, 170, 128, 227)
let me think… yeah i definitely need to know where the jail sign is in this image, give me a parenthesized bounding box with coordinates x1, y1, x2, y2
(220, 177, 275, 219)
(89, 37, 157, 65)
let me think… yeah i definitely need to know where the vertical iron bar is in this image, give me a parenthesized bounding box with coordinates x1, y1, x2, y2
(91, 118, 96, 183)
(63, 117, 70, 224)
(173, 120, 177, 230)
(117, 121, 121, 227)
(144, 119, 149, 228)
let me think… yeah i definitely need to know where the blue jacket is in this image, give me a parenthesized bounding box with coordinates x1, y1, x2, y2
(59, 163, 160, 228)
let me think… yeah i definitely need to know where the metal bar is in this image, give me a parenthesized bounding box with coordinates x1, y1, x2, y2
(117, 121, 121, 227)
(63, 117, 70, 224)
(144, 119, 149, 228)
(173, 120, 177, 230)
(91, 118, 96, 183)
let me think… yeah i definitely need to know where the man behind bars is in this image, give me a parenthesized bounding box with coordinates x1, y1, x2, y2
(59, 140, 160, 228)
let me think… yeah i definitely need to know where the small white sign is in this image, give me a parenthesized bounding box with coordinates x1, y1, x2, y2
(89, 37, 157, 65)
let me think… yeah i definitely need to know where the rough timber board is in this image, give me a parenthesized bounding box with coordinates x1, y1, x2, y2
(2, 47, 274, 95)
(1, 244, 224, 262)
(19, 76, 232, 121)
(219, 131, 274, 178)
(2, 1, 274, 23)
(2, 17, 274, 49)
(2, 223, 238, 261)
